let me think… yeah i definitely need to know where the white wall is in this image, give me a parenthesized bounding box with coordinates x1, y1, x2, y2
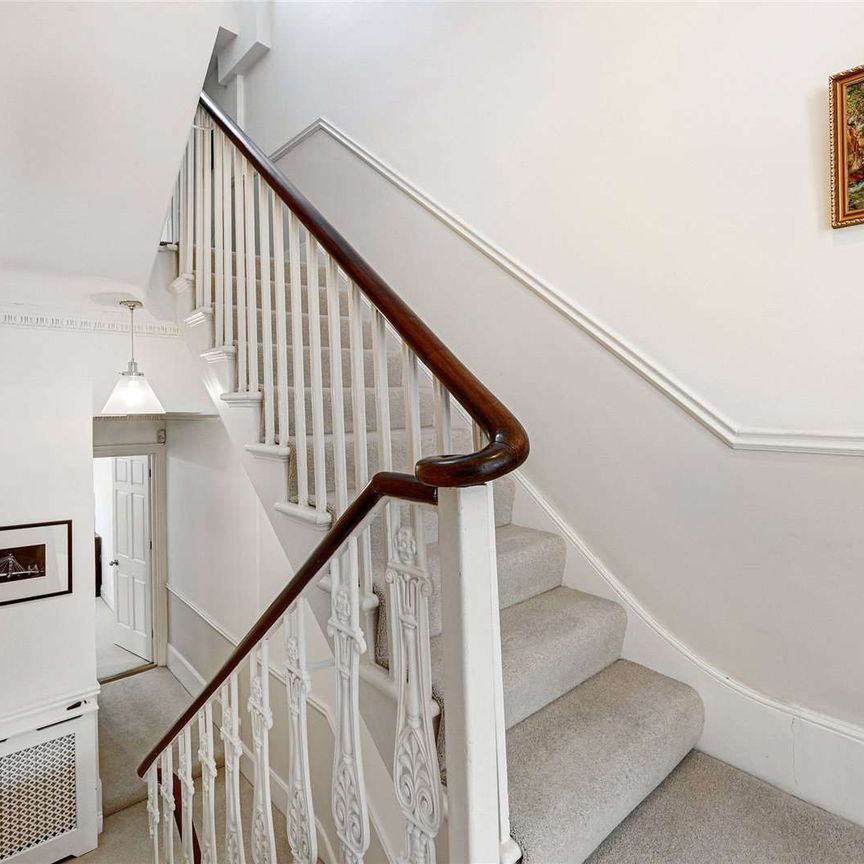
(0, 360, 96, 717)
(228, 1, 864, 436)
(165, 417, 292, 643)
(93, 458, 114, 610)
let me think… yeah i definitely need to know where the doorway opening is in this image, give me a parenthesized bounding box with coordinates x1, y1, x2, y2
(93, 452, 164, 683)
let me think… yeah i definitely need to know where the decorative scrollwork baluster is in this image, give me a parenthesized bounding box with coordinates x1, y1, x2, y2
(160, 747, 176, 864)
(177, 728, 196, 864)
(221, 675, 246, 864)
(284, 604, 318, 864)
(147, 764, 161, 864)
(328, 547, 370, 864)
(386, 525, 442, 864)
(248, 641, 278, 864)
(196, 704, 218, 864)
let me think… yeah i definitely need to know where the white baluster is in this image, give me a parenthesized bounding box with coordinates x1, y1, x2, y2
(202, 119, 213, 323)
(244, 162, 259, 394)
(197, 704, 219, 864)
(147, 763, 161, 864)
(222, 137, 234, 348)
(221, 675, 246, 864)
(273, 204, 289, 450)
(433, 380, 452, 454)
(160, 746, 176, 864)
(259, 181, 275, 445)
(326, 257, 348, 513)
(348, 283, 373, 606)
(328, 549, 370, 864)
(283, 604, 318, 864)
(306, 235, 327, 514)
(177, 727, 195, 864)
(386, 525, 442, 864)
(213, 128, 224, 349)
(194, 110, 205, 312)
(234, 149, 248, 393)
(288, 211, 309, 506)
(248, 642, 278, 864)
(182, 128, 194, 280)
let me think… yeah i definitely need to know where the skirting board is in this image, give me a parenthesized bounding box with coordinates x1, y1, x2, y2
(271, 119, 864, 457)
(511, 469, 864, 829)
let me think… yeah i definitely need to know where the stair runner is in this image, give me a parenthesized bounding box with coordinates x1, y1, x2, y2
(215, 267, 704, 863)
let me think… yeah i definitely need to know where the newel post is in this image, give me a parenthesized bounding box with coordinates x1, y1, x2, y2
(438, 484, 510, 864)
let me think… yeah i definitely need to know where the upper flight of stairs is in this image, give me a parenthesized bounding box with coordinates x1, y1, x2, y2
(178, 253, 705, 863)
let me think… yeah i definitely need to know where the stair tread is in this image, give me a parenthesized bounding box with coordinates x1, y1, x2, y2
(375, 523, 566, 638)
(506, 659, 704, 864)
(427, 586, 626, 729)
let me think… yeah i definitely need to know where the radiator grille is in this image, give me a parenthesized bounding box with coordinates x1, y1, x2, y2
(0, 732, 77, 860)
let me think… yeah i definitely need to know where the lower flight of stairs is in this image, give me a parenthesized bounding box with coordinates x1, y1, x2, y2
(184, 270, 705, 863)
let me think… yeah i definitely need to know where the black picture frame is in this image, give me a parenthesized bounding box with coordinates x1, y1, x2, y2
(0, 519, 73, 607)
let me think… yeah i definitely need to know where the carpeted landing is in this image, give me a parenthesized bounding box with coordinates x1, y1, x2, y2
(586, 751, 864, 864)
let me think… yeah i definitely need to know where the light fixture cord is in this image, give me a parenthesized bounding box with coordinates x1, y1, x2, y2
(129, 304, 135, 363)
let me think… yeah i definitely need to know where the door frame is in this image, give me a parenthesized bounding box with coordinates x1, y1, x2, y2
(93, 442, 168, 667)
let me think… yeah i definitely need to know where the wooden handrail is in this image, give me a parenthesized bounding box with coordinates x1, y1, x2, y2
(139, 95, 530, 777)
(200, 91, 529, 487)
(138, 473, 435, 777)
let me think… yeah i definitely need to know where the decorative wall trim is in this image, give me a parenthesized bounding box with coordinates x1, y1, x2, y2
(513, 467, 864, 825)
(0, 307, 181, 338)
(514, 468, 864, 745)
(166, 583, 243, 646)
(272, 119, 864, 456)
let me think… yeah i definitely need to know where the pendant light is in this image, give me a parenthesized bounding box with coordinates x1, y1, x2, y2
(101, 300, 165, 415)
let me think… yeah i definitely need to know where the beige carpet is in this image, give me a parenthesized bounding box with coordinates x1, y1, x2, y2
(98, 667, 199, 816)
(586, 751, 864, 863)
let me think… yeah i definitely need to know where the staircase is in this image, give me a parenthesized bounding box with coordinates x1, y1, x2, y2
(141, 92, 704, 864)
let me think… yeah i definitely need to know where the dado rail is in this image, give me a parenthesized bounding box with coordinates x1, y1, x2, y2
(138, 92, 528, 864)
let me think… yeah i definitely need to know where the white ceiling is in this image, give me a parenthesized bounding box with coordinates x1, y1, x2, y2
(0, 3, 228, 306)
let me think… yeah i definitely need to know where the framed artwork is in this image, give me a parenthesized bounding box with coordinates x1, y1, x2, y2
(0, 520, 72, 607)
(830, 64, 864, 228)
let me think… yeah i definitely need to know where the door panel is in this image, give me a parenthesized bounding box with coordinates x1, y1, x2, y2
(112, 455, 152, 662)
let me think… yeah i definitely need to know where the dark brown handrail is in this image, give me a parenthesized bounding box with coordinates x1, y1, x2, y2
(200, 91, 528, 487)
(139, 94, 530, 777)
(138, 474, 435, 777)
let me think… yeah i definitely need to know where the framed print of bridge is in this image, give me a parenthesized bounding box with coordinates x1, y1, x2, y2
(830, 64, 864, 228)
(0, 520, 72, 607)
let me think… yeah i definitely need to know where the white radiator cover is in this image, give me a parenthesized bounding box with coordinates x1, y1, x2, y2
(0, 696, 98, 863)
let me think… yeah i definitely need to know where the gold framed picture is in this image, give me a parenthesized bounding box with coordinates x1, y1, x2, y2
(830, 64, 864, 228)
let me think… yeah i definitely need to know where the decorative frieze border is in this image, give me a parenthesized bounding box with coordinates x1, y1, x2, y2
(0, 308, 181, 338)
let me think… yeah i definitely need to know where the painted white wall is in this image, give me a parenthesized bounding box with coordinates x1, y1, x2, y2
(0, 363, 96, 717)
(93, 458, 114, 610)
(226, 1, 864, 436)
(0, 312, 215, 415)
(0, 2, 227, 307)
(165, 417, 292, 640)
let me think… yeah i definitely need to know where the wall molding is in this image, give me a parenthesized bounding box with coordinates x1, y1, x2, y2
(514, 468, 864, 746)
(0, 307, 181, 338)
(272, 119, 864, 457)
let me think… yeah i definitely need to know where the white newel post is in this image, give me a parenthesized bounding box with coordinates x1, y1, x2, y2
(438, 484, 510, 864)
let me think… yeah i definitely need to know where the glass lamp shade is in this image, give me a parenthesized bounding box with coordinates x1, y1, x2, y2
(102, 369, 166, 415)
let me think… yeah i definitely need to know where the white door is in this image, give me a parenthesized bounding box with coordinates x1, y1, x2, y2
(112, 455, 152, 661)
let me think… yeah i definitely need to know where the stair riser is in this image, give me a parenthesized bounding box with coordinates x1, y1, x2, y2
(275, 386, 435, 436)
(228, 309, 372, 348)
(288, 427, 474, 499)
(212, 277, 350, 315)
(253, 345, 404, 388)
